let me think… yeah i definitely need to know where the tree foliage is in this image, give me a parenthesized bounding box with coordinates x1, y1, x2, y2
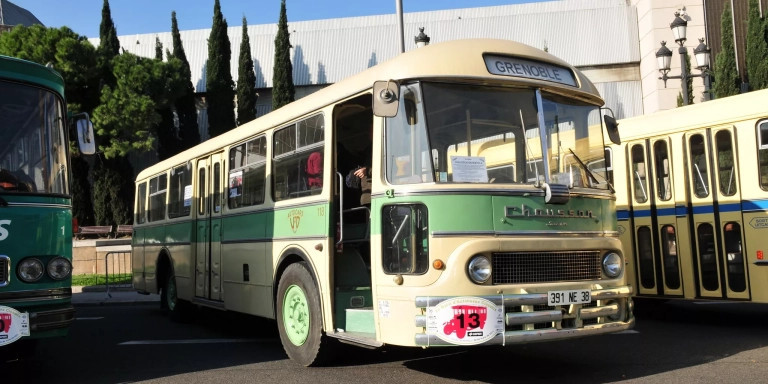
(746, 0, 768, 91)
(713, 2, 741, 98)
(206, 0, 236, 138)
(272, 0, 295, 110)
(237, 16, 258, 125)
(98, 0, 120, 58)
(92, 157, 133, 226)
(170, 11, 201, 151)
(92, 53, 186, 159)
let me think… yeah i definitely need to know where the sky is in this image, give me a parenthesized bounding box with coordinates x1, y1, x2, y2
(15, 0, 545, 39)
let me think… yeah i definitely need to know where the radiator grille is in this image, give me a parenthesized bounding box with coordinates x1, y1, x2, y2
(492, 251, 602, 284)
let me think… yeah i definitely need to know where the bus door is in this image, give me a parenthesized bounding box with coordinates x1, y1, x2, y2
(195, 152, 225, 301)
(685, 128, 748, 299)
(627, 139, 683, 296)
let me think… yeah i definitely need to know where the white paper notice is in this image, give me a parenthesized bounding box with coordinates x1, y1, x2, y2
(451, 156, 488, 182)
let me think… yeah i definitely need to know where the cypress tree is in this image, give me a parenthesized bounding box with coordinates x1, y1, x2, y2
(98, 0, 120, 58)
(272, 0, 295, 110)
(171, 11, 201, 150)
(237, 16, 258, 125)
(155, 36, 163, 60)
(746, 0, 768, 90)
(205, 0, 236, 138)
(713, 2, 741, 98)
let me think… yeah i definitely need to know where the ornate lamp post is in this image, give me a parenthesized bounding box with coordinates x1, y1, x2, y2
(655, 11, 713, 104)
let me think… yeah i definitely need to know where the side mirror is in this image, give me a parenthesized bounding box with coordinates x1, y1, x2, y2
(372, 80, 399, 117)
(74, 113, 96, 155)
(603, 114, 620, 145)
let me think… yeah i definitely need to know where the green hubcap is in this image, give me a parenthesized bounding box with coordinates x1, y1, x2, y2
(283, 284, 310, 346)
(167, 278, 177, 311)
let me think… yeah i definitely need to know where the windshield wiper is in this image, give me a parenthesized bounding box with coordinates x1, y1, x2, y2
(568, 148, 614, 192)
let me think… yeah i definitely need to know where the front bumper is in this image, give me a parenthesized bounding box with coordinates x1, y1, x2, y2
(415, 286, 634, 346)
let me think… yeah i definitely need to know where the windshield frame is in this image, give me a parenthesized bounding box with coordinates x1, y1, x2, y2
(0, 79, 70, 196)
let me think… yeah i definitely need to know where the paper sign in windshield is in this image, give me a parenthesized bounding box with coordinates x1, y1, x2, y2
(451, 156, 489, 183)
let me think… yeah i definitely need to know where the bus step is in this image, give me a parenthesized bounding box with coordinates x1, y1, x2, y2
(344, 307, 374, 334)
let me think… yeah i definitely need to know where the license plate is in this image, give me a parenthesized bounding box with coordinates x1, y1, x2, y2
(547, 289, 591, 306)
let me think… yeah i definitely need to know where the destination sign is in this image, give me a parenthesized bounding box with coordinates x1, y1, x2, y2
(484, 55, 577, 87)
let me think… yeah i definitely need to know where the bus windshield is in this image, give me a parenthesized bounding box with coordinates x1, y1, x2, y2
(386, 82, 610, 189)
(0, 80, 69, 194)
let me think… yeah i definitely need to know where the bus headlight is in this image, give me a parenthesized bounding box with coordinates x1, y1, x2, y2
(468, 255, 492, 284)
(602, 252, 623, 278)
(18, 258, 45, 282)
(47, 257, 72, 280)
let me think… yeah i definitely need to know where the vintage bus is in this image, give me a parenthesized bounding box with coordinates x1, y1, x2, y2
(612, 89, 768, 303)
(132, 39, 633, 366)
(0, 55, 95, 348)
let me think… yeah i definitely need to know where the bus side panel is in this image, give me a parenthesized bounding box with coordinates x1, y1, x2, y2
(142, 225, 166, 294)
(740, 119, 768, 302)
(220, 209, 270, 317)
(166, 220, 195, 301)
(132, 226, 146, 292)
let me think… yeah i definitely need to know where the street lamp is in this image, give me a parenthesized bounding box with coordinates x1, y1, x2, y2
(655, 11, 712, 104)
(415, 27, 430, 48)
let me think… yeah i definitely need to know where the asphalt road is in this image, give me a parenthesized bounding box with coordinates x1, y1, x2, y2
(3, 299, 768, 383)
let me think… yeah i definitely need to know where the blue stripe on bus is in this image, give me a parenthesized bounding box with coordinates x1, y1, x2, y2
(621, 200, 768, 220)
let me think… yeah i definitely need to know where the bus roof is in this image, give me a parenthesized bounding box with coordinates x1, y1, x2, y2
(136, 38, 603, 181)
(0, 55, 65, 97)
(615, 88, 768, 141)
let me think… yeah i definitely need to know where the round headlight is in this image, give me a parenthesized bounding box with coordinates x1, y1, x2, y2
(47, 257, 72, 280)
(18, 258, 45, 282)
(468, 255, 492, 284)
(602, 252, 623, 278)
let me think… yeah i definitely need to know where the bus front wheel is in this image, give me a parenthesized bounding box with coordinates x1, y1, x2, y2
(276, 262, 332, 366)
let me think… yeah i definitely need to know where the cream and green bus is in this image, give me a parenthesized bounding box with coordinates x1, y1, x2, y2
(612, 89, 768, 304)
(132, 39, 633, 366)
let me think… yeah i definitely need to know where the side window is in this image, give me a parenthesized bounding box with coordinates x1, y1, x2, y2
(272, 114, 324, 201)
(148, 174, 167, 222)
(229, 136, 267, 208)
(135, 182, 147, 224)
(757, 121, 768, 190)
(168, 163, 193, 218)
(198, 167, 206, 215)
(716, 130, 737, 196)
(631, 144, 648, 203)
(653, 140, 672, 201)
(689, 134, 710, 198)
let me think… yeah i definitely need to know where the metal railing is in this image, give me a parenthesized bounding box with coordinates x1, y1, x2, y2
(104, 251, 132, 298)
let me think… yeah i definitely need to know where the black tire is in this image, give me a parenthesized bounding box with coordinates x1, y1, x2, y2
(276, 262, 333, 366)
(161, 269, 192, 322)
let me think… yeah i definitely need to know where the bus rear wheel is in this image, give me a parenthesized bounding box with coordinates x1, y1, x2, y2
(161, 269, 191, 322)
(276, 262, 332, 366)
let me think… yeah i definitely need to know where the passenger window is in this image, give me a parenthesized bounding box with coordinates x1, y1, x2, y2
(273, 114, 324, 201)
(631, 144, 648, 203)
(198, 168, 206, 215)
(757, 121, 768, 190)
(168, 163, 193, 218)
(148, 174, 167, 222)
(229, 136, 267, 209)
(135, 182, 147, 224)
(653, 140, 672, 201)
(716, 130, 736, 196)
(689, 134, 709, 198)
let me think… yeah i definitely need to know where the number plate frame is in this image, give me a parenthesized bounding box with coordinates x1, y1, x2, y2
(547, 289, 591, 306)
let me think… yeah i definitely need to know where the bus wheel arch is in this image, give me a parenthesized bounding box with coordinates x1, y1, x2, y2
(157, 249, 191, 321)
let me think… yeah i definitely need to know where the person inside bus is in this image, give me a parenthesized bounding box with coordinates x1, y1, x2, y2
(344, 123, 372, 206)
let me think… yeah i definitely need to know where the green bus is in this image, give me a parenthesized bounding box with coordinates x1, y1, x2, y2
(132, 39, 632, 366)
(0, 55, 94, 348)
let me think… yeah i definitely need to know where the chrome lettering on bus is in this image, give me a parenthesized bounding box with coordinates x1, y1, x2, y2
(505, 205, 595, 220)
(0, 220, 10, 241)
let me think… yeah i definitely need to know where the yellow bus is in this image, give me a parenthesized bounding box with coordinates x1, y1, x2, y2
(132, 39, 633, 366)
(612, 89, 768, 303)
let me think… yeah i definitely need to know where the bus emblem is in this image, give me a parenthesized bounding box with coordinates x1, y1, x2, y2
(288, 209, 304, 233)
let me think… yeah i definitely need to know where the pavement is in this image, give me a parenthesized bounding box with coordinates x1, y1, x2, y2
(71, 285, 160, 306)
